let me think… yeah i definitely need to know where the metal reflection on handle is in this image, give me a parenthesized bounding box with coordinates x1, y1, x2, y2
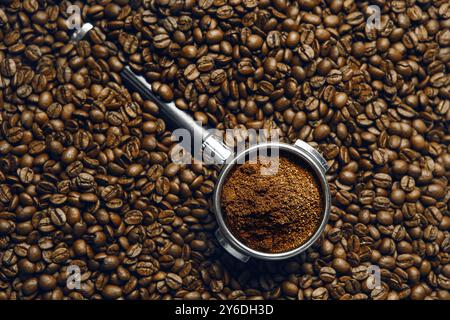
(70, 23, 93, 43)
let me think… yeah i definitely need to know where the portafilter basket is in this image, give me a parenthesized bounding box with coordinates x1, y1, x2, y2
(213, 141, 331, 262)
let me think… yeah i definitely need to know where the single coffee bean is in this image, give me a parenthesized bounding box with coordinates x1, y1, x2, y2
(102, 285, 123, 300)
(101, 255, 120, 271)
(246, 34, 263, 51)
(158, 84, 173, 102)
(38, 274, 57, 291)
(165, 273, 182, 290)
(313, 124, 331, 140)
(61, 147, 79, 164)
(153, 34, 171, 49)
(205, 29, 224, 44)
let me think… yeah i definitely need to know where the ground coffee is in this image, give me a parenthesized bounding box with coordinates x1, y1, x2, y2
(221, 154, 323, 253)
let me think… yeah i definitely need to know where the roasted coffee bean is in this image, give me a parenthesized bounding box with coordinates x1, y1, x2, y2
(320, 267, 336, 283)
(184, 64, 200, 81)
(197, 56, 215, 72)
(18, 167, 34, 184)
(0, 58, 17, 77)
(166, 273, 182, 290)
(205, 29, 224, 44)
(102, 285, 122, 300)
(153, 34, 171, 49)
(49, 208, 67, 227)
(312, 287, 329, 300)
(24, 45, 42, 62)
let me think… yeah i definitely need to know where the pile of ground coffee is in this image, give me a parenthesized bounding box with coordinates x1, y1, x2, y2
(221, 154, 324, 253)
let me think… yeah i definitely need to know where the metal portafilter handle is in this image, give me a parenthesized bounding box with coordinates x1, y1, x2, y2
(120, 66, 233, 165)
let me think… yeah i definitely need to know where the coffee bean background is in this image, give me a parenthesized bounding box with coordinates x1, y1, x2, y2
(0, 0, 449, 300)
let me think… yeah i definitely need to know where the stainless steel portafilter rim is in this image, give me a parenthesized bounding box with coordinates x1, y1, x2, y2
(213, 141, 331, 262)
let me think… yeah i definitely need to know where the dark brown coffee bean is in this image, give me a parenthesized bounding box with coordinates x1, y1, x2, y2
(0, 58, 17, 77)
(61, 147, 79, 164)
(51, 247, 70, 264)
(158, 84, 174, 102)
(102, 284, 123, 300)
(49, 208, 67, 227)
(210, 69, 227, 85)
(38, 274, 57, 291)
(246, 34, 263, 51)
(24, 45, 42, 62)
(154, 34, 171, 49)
(312, 287, 329, 300)
(197, 56, 215, 72)
(18, 167, 34, 184)
(6, 127, 24, 144)
(266, 31, 281, 49)
(205, 29, 224, 44)
(166, 273, 182, 290)
(313, 124, 331, 140)
(320, 267, 336, 283)
(184, 64, 200, 81)
(101, 255, 120, 271)
(332, 258, 351, 274)
(22, 278, 38, 296)
(127, 164, 144, 177)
